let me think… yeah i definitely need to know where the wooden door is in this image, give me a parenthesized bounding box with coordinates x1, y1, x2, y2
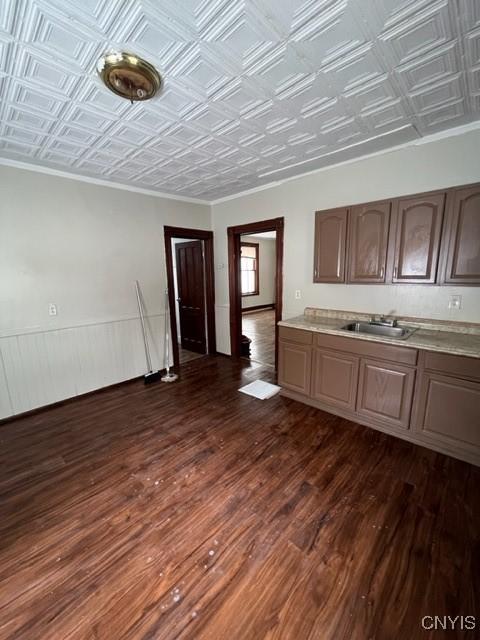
(278, 340, 312, 395)
(357, 359, 415, 429)
(413, 371, 480, 452)
(348, 201, 391, 283)
(313, 208, 348, 283)
(442, 185, 480, 284)
(175, 241, 206, 354)
(392, 193, 445, 283)
(311, 348, 359, 410)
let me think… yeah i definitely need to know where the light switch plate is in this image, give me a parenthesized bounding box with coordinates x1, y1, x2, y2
(48, 303, 57, 316)
(295, 290, 301, 299)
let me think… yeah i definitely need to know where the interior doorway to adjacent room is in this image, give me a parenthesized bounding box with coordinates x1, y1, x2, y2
(227, 218, 284, 370)
(240, 232, 276, 366)
(164, 227, 216, 369)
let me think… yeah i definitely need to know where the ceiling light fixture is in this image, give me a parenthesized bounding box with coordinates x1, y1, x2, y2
(96, 51, 162, 103)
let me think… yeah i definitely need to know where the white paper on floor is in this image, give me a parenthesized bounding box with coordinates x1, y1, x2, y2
(238, 380, 281, 400)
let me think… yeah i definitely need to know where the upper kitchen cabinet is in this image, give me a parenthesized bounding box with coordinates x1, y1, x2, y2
(313, 208, 348, 283)
(441, 184, 480, 285)
(391, 192, 445, 284)
(347, 201, 391, 283)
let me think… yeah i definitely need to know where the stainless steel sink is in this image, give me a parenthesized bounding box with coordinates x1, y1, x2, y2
(340, 322, 416, 340)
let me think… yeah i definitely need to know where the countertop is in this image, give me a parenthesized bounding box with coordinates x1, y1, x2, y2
(278, 313, 480, 359)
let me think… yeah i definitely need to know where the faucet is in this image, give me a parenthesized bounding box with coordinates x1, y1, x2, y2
(370, 315, 397, 327)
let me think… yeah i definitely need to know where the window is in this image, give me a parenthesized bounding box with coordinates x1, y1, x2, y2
(241, 242, 259, 296)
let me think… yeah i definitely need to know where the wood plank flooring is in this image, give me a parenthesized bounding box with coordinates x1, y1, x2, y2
(0, 356, 478, 640)
(242, 309, 275, 366)
(179, 347, 206, 364)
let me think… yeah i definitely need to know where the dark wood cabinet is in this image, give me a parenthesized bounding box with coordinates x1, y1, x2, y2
(442, 185, 480, 284)
(413, 371, 480, 452)
(392, 192, 445, 283)
(278, 340, 312, 396)
(348, 201, 391, 283)
(279, 327, 480, 465)
(357, 359, 415, 430)
(313, 208, 348, 283)
(311, 348, 358, 410)
(313, 183, 480, 287)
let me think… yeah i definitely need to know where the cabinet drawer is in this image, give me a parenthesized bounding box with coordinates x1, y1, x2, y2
(279, 326, 313, 345)
(413, 372, 480, 450)
(314, 332, 417, 366)
(278, 341, 312, 396)
(424, 351, 480, 381)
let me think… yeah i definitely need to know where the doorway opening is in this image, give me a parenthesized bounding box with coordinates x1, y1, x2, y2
(227, 218, 284, 370)
(240, 232, 276, 366)
(164, 226, 216, 369)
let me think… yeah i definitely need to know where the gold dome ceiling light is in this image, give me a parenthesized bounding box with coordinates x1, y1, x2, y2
(96, 52, 162, 103)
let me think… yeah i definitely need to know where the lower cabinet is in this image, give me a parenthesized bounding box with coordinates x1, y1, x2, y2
(312, 348, 358, 410)
(278, 340, 312, 395)
(278, 326, 480, 465)
(413, 371, 480, 457)
(357, 359, 415, 430)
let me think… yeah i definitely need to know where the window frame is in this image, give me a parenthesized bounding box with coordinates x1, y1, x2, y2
(240, 242, 260, 296)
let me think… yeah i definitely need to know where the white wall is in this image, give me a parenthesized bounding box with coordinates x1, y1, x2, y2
(0, 166, 210, 418)
(212, 129, 480, 355)
(241, 234, 276, 310)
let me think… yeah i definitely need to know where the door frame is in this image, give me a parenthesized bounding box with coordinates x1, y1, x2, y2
(164, 226, 216, 369)
(227, 217, 284, 368)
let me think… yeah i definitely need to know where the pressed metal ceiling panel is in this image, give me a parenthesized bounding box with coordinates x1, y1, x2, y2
(0, 0, 479, 201)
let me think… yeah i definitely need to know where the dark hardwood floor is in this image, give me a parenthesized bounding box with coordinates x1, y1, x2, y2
(179, 347, 206, 364)
(242, 308, 275, 366)
(0, 356, 478, 640)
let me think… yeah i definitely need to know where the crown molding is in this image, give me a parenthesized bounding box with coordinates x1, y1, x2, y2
(0, 157, 210, 206)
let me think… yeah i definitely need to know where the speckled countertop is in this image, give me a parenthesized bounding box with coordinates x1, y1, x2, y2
(278, 308, 480, 359)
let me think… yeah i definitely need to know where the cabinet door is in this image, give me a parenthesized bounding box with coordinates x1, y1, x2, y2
(314, 208, 348, 283)
(392, 193, 445, 283)
(413, 372, 480, 452)
(311, 348, 359, 410)
(357, 359, 415, 429)
(348, 201, 391, 283)
(442, 185, 480, 284)
(278, 340, 312, 396)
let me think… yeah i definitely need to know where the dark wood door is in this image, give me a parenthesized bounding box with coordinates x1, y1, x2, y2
(175, 241, 206, 354)
(357, 358, 415, 430)
(313, 208, 348, 283)
(311, 348, 359, 410)
(278, 340, 312, 396)
(348, 201, 391, 283)
(392, 193, 445, 283)
(442, 185, 480, 284)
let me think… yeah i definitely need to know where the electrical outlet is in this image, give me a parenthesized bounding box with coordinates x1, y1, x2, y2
(295, 290, 301, 299)
(448, 295, 462, 310)
(48, 303, 57, 316)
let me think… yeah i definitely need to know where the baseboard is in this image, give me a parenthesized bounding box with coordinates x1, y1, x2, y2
(0, 369, 168, 425)
(242, 304, 275, 313)
(280, 387, 480, 468)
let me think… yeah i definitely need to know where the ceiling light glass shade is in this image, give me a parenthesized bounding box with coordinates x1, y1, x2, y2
(96, 52, 162, 102)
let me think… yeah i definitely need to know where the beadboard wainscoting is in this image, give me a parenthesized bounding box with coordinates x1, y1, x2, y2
(0, 314, 166, 419)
